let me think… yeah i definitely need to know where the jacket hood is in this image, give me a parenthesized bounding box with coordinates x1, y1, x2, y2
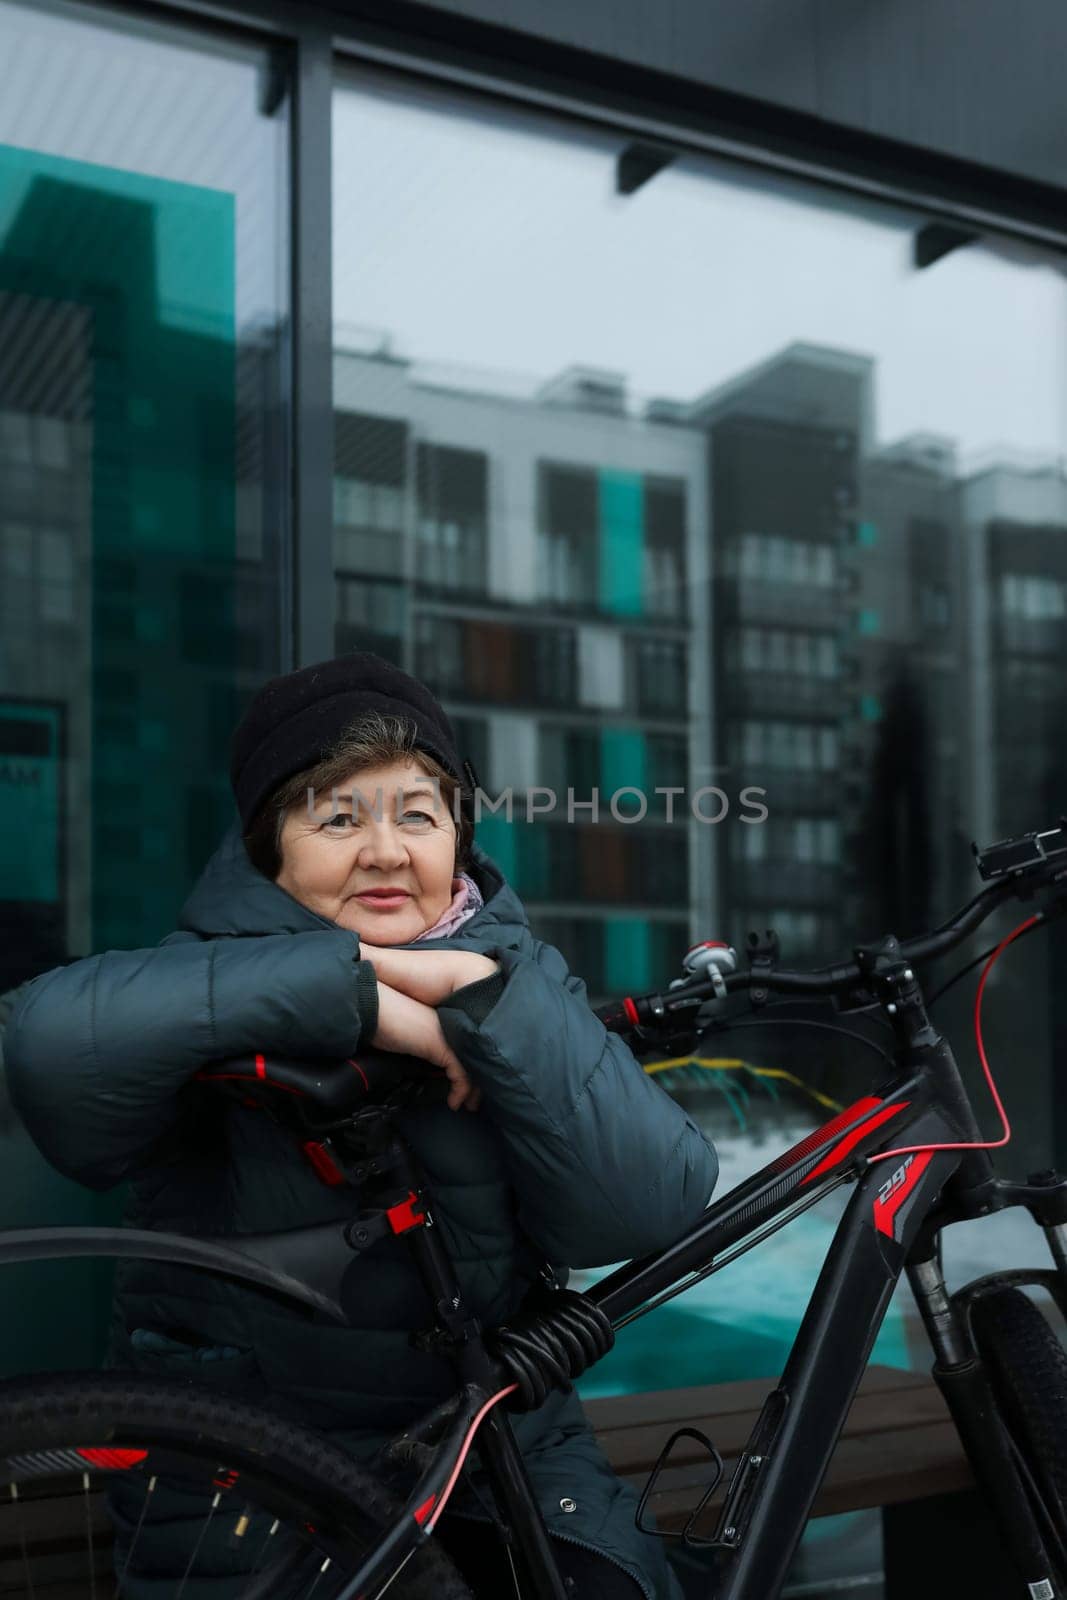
(177, 818, 528, 944)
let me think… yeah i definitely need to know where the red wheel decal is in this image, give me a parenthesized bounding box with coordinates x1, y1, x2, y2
(76, 1448, 148, 1470)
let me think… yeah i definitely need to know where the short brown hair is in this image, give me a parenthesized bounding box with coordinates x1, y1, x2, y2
(242, 712, 473, 881)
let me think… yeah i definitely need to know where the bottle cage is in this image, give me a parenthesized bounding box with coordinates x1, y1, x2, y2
(634, 1425, 724, 1548)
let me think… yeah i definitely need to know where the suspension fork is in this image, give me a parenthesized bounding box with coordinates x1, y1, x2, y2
(864, 956, 1060, 1591)
(1025, 1170, 1067, 1286)
(907, 1239, 1060, 1596)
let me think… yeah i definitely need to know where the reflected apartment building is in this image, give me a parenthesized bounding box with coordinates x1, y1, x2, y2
(334, 337, 1067, 989)
(5, 298, 1061, 999)
(333, 344, 709, 998)
(961, 464, 1067, 849)
(958, 462, 1067, 1174)
(851, 432, 969, 939)
(690, 345, 871, 960)
(0, 172, 279, 991)
(332, 339, 901, 984)
(0, 292, 92, 987)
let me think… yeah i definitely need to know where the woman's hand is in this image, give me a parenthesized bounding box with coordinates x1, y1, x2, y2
(359, 945, 499, 1008)
(371, 982, 482, 1112)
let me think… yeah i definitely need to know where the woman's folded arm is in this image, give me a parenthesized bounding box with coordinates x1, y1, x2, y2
(4, 930, 379, 1190)
(438, 942, 718, 1267)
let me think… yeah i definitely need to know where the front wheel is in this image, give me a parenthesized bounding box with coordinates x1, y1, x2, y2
(970, 1286, 1067, 1580)
(0, 1370, 472, 1599)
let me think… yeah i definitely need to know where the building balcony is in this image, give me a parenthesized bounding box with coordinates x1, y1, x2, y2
(733, 769, 840, 812)
(728, 859, 841, 907)
(721, 578, 842, 631)
(995, 616, 1067, 657)
(724, 672, 846, 718)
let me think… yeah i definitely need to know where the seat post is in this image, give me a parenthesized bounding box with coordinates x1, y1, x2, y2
(334, 1108, 571, 1599)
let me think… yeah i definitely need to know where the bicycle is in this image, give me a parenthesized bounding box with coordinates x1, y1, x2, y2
(1, 820, 1067, 1599)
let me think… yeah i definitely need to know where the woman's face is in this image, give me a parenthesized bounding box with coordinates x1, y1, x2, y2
(275, 759, 458, 943)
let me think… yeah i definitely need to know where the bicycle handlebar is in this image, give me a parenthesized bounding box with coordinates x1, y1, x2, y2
(597, 820, 1067, 1041)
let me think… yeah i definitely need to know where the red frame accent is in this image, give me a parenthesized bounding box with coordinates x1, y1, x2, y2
(800, 1102, 907, 1185)
(873, 1150, 934, 1239)
(195, 1071, 305, 1096)
(769, 1095, 883, 1175)
(623, 996, 639, 1026)
(413, 1492, 437, 1525)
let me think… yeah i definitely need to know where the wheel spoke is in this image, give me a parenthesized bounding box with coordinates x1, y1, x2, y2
(174, 1490, 220, 1600)
(114, 1473, 156, 1598)
(236, 1525, 321, 1600)
(302, 1555, 332, 1600)
(83, 1472, 97, 1600)
(8, 1483, 36, 1600)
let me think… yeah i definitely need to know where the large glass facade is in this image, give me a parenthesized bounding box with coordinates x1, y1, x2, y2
(0, 0, 289, 1368)
(0, 13, 1064, 1585)
(330, 65, 1067, 1413)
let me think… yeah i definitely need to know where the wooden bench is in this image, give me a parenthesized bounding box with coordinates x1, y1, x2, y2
(587, 1363, 1023, 1597)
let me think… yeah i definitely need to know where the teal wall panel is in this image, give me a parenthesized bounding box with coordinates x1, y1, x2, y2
(598, 470, 644, 617)
(600, 726, 646, 801)
(604, 916, 652, 994)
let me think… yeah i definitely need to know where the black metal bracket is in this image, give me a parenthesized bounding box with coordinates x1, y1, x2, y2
(852, 932, 903, 983)
(972, 819, 1067, 884)
(635, 1426, 723, 1548)
(1000, 1170, 1067, 1228)
(745, 929, 780, 1008)
(343, 1187, 429, 1256)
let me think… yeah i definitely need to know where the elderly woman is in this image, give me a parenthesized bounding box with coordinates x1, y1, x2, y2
(5, 651, 718, 1600)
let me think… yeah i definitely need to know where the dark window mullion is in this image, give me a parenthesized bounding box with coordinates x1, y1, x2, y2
(290, 21, 334, 669)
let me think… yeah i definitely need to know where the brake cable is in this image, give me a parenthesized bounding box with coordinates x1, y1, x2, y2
(867, 913, 1040, 1167)
(926, 913, 1045, 1007)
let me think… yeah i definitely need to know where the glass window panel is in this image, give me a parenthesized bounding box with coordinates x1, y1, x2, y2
(768, 630, 789, 672)
(333, 64, 1067, 1414)
(35, 417, 70, 471)
(739, 532, 760, 579)
(0, 0, 288, 1372)
(814, 543, 835, 586)
(819, 818, 841, 863)
(2, 523, 31, 577)
(0, 410, 32, 463)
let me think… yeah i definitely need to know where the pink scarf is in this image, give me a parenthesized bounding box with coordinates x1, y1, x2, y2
(413, 872, 484, 941)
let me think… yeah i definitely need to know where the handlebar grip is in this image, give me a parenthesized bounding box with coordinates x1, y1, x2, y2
(593, 997, 640, 1036)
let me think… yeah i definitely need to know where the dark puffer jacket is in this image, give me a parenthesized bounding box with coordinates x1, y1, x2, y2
(5, 822, 718, 1598)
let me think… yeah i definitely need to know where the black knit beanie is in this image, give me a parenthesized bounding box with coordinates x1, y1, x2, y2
(229, 651, 473, 831)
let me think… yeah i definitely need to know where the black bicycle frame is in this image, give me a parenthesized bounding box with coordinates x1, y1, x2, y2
(1, 990, 1063, 1599)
